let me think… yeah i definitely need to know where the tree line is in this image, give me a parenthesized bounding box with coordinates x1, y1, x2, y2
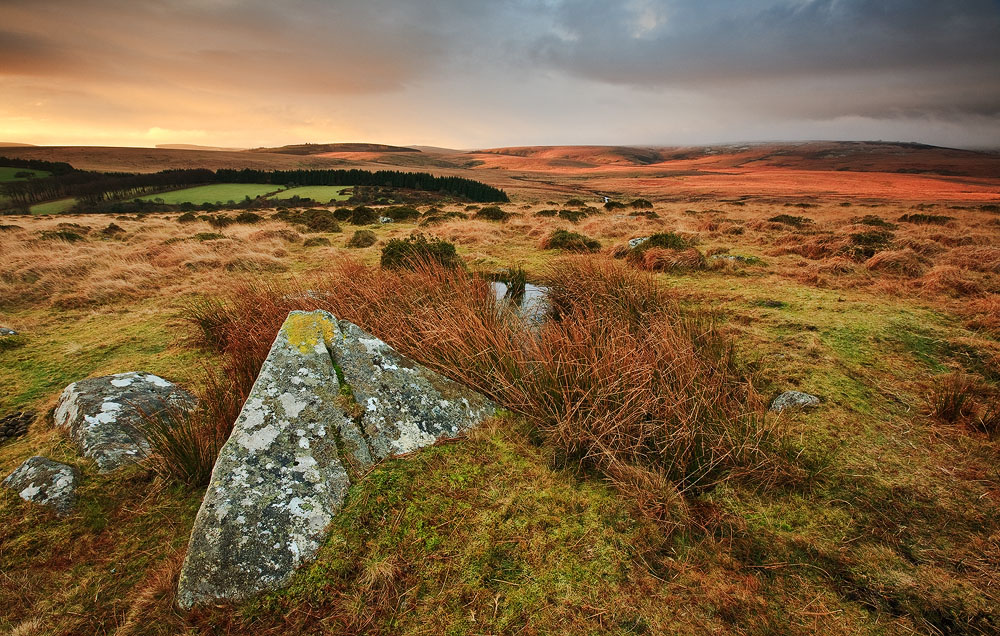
(1, 161, 508, 210)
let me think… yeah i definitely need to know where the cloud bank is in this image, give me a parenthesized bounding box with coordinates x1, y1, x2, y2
(1, 0, 997, 148)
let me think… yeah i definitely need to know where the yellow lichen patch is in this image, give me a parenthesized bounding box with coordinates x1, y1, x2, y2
(281, 311, 337, 354)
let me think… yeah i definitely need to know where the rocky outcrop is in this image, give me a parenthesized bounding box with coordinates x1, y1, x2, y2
(178, 310, 495, 607)
(3, 456, 79, 516)
(333, 319, 497, 467)
(54, 372, 196, 472)
(770, 391, 821, 412)
(177, 311, 352, 608)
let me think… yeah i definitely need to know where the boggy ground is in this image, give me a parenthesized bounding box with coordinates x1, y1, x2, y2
(1, 190, 999, 635)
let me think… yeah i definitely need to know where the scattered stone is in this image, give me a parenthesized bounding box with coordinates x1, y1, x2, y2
(379, 216, 394, 224)
(0, 411, 33, 444)
(628, 237, 649, 249)
(710, 254, 758, 264)
(178, 311, 351, 608)
(54, 372, 197, 472)
(178, 310, 495, 607)
(3, 456, 79, 515)
(333, 319, 496, 466)
(770, 391, 820, 412)
(0, 327, 17, 336)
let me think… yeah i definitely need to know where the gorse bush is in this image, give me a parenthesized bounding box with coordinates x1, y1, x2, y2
(346, 229, 377, 248)
(380, 233, 461, 270)
(191, 258, 784, 523)
(899, 213, 954, 225)
(768, 214, 813, 228)
(474, 206, 510, 222)
(382, 205, 420, 222)
(349, 206, 378, 225)
(541, 229, 601, 252)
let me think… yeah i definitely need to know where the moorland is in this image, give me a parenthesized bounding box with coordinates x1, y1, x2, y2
(1, 140, 999, 635)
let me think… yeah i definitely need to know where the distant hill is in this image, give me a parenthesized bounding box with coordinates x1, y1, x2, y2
(0, 142, 36, 147)
(247, 143, 420, 155)
(156, 144, 246, 152)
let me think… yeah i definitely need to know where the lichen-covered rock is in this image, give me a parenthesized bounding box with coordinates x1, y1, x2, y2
(53, 372, 196, 472)
(628, 237, 649, 249)
(177, 311, 352, 609)
(332, 319, 496, 466)
(0, 327, 17, 336)
(3, 456, 79, 515)
(770, 390, 821, 412)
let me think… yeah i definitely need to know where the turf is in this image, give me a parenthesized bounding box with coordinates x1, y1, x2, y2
(29, 198, 77, 214)
(0, 166, 50, 182)
(269, 185, 354, 203)
(139, 183, 284, 205)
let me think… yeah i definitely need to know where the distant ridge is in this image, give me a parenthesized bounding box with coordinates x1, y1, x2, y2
(248, 142, 421, 155)
(0, 142, 36, 147)
(156, 144, 246, 152)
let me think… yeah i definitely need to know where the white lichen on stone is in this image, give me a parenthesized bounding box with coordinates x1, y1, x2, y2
(3, 456, 79, 516)
(53, 372, 195, 472)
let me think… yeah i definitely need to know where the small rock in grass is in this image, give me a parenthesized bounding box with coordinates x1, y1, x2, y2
(3, 456, 79, 516)
(54, 372, 197, 472)
(770, 391, 820, 412)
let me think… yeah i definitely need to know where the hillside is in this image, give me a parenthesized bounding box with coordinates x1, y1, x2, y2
(247, 142, 421, 155)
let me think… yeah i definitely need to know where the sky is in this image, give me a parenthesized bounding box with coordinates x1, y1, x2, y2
(1, 0, 999, 149)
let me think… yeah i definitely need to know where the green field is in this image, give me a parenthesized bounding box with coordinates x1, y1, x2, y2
(139, 183, 284, 205)
(0, 167, 50, 182)
(29, 198, 76, 215)
(269, 185, 353, 202)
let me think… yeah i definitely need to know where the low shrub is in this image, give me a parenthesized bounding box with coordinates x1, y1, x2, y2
(38, 230, 85, 242)
(202, 214, 234, 229)
(193, 232, 225, 241)
(899, 213, 954, 225)
(346, 229, 377, 248)
(844, 230, 894, 260)
(177, 212, 198, 223)
(474, 206, 510, 222)
(420, 210, 468, 226)
(854, 215, 897, 229)
(634, 232, 692, 253)
(333, 207, 353, 222)
(558, 209, 587, 223)
(100, 223, 125, 237)
(768, 214, 813, 227)
(604, 201, 626, 211)
(381, 233, 461, 270)
(303, 237, 331, 247)
(382, 206, 421, 222)
(274, 208, 342, 232)
(535, 209, 558, 218)
(564, 198, 586, 207)
(629, 198, 653, 209)
(235, 212, 264, 224)
(541, 229, 601, 252)
(349, 206, 378, 225)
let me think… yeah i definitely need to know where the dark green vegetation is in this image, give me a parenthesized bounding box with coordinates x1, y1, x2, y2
(380, 234, 461, 269)
(346, 229, 377, 248)
(768, 214, 814, 227)
(541, 229, 601, 252)
(899, 213, 955, 225)
(0, 162, 507, 213)
(473, 205, 511, 221)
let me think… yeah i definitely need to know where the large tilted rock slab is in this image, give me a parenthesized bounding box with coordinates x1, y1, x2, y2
(54, 372, 197, 472)
(332, 319, 497, 467)
(177, 311, 353, 609)
(3, 456, 79, 516)
(178, 310, 496, 608)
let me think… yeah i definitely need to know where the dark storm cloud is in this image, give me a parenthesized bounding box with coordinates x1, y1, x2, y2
(533, 0, 1000, 116)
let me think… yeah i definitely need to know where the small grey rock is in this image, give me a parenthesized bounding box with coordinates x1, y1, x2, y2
(379, 216, 394, 224)
(54, 372, 196, 472)
(3, 456, 79, 515)
(0, 327, 17, 336)
(770, 391, 820, 412)
(628, 237, 649, 249)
